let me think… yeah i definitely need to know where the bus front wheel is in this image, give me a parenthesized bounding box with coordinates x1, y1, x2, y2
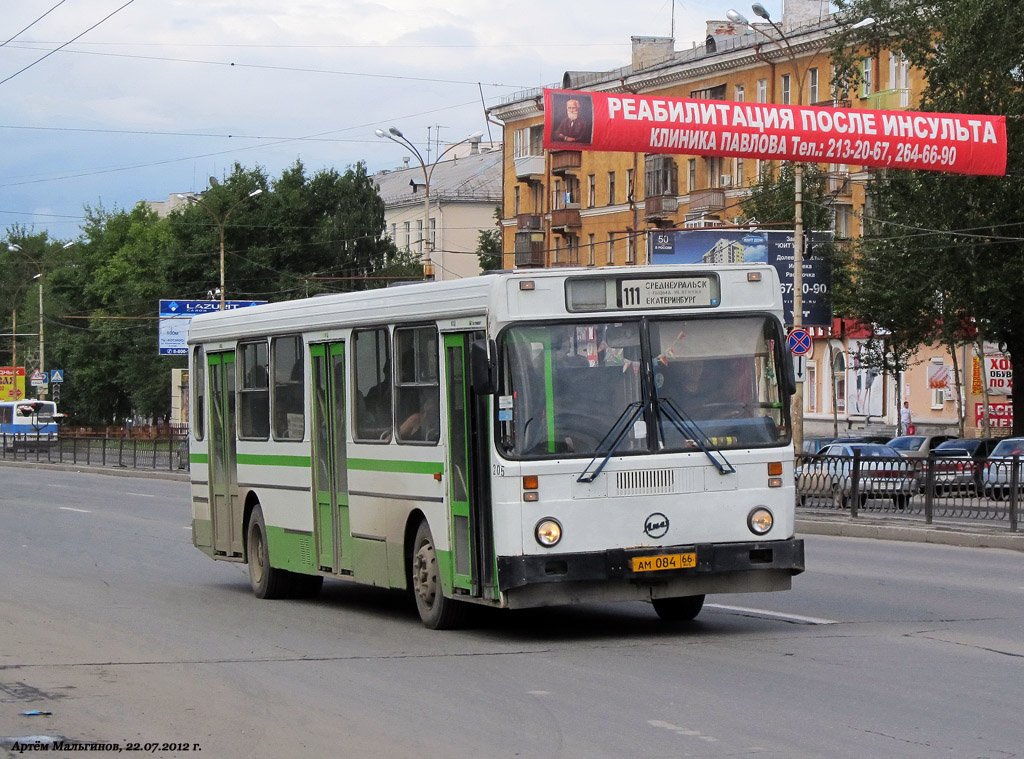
(411, 520, 468, 630)
(652, 594, 705, 622)
(247, 504, 291, 600)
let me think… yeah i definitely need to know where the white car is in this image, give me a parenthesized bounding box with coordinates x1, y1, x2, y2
(797, 443, 919, 509)
(981, 437, 1024, 500)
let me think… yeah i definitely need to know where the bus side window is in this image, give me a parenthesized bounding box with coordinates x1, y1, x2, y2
(354, 328, 392, 442)
(395, 326, 440, 444)
(238, 340, 270, 439)
(193, 346, 205, 441)
(272, 335, 304, 441)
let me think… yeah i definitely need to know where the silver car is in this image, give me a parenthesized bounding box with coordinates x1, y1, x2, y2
(981, 437, 1024, 500)
(797, 443, 919, 509)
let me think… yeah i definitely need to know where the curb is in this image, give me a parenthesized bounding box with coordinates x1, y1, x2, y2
(796, 517, 1024, 552)
(0, 459, 188, 482)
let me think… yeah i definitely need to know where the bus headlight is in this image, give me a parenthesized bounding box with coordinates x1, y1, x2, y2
(534, 518, 562, 547)
(747, 507, 774, 535)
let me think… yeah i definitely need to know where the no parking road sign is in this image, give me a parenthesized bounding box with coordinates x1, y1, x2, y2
(788, 328, 812, 356)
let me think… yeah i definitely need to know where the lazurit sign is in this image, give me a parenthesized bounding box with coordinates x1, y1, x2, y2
(543, 89, 1007, 176)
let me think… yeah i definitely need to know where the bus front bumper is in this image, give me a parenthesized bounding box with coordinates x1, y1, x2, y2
(496, 538, 805, 592)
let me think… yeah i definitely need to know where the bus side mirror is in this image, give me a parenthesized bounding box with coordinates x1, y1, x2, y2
(470, 339, 496, 395)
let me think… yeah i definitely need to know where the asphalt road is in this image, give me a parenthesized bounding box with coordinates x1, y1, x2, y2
(2, 466, 1023, 758)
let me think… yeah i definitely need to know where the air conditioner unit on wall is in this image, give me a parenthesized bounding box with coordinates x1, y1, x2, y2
(720, 174, 732, 187)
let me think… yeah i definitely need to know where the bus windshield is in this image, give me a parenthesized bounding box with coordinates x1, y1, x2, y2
(498, 315, 788, 459)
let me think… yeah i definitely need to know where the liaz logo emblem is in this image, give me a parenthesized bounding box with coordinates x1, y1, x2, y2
(644, 513, 669, 539)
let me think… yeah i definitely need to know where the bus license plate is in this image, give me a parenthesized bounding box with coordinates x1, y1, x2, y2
(631, 552, 697, 572)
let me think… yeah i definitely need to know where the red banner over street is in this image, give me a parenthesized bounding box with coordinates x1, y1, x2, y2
(543, 89, 1007, 176)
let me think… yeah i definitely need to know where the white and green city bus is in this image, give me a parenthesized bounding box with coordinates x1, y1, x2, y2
(187, 264, 804, 628)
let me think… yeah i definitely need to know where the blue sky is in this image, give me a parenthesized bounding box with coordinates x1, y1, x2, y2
(1, 1, 792, 243)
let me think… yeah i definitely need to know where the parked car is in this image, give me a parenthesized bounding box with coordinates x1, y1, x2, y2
(886, 434, 958, 460)
(802, 436, 835, 454)
(929, 438, 1000, 494)
(981, 437, 1024, 500)
(797, 442, 919, 509)
(834, 435, 892, 445)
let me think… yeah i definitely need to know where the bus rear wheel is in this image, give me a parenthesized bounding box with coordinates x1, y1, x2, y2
(652, 594, 705, 622)
(247, 504, 291, 599)
(411, 520, 468, 630)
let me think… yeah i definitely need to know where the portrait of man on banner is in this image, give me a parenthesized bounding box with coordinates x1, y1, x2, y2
(550, 93, 593, 145)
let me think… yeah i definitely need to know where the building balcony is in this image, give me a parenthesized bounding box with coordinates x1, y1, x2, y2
(864, 88, 912, 110)
(550, 150, 582, 175)
(644, 195, 679, 225)
(828, 172, 852, 197)
(812, 98, 852, 108)
(550, 207, 581, 233)
(688, 188, 726, 213)
(514, 154, 545, 181)
(514, 232, 546, 267)
(516, 213, 542, 230)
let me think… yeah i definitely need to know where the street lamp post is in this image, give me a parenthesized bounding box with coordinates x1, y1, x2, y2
(726, 7, 872, 452)
(178, 188, 263, 310)
(375, 127, 484, 280)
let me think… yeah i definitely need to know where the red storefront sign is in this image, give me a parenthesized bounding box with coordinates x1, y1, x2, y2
(975, 402, 1014, 428)
(543, 89, 1007, 176)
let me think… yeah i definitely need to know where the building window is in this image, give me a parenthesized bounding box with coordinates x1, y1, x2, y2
(690, 84, 727, 100)
(607, 172, 616, 205)
(832, 351, 847, 413)
(626, 168, 635, 203)
(238, 340, 270, 440)
(588, 233, 596, 266)
(271, 335, 304, 441)
(390, 223, 397, 242)
(735, 156, 744, 186)
(861, 57, 874, 97)
(588, 174, 596, 207)
(553, 178, 563, 210)
(644, 155, 678, 197)
(735, 84, 745, 102)
(756, 78, 767, 103)
(626, 232, 636, 264)
(353, 328, 391, 442)
(834, 205, 853, 239)
(808, 67, 819, 104)
(428, 218, 436, 251)
(514, 186, 520, 216)
(553, 236, 561, 264)
(402, 221, 410, 250)
(781, 74, 791, 105)
(606, 233, 615, 265)
(416, 219, 424, 254)
(705, 156, 723, 188)
(688, 159, 697, 192)
(394, 326, 439, 444)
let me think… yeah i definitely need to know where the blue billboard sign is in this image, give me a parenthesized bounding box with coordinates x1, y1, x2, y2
(158, 299, 267, 355)
(648, 229, 832, 326)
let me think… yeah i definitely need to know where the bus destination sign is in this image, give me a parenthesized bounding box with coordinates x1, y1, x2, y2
(617, 277, 718, 309)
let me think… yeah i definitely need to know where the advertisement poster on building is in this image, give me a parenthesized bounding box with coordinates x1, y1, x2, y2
(848, 340, 884, 417)
(0, 367, 26, 401)
(971, 344, 1013, 396)
(649, 228, 831, 326)
(975, 402, 1013, 428)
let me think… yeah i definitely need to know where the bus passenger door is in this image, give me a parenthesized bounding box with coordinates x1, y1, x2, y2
(311, 342, 349, 573)
(444, 333, 493, 598)
(208, 352, 243, 557)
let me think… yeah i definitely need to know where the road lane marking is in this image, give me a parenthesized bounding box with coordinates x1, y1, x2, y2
(126, 492, 156, 498)
(706, 604, 838, 625)
(59, 507, 91, 513)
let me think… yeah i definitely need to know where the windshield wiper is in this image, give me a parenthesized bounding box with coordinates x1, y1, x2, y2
(656, 397, 736, 475)
(577, 401, 645, 484)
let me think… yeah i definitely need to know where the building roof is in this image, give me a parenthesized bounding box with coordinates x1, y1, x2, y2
(373, 149, 502, 208)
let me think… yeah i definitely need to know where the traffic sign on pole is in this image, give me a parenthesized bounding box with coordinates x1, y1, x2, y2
(788, 328, 812, 356)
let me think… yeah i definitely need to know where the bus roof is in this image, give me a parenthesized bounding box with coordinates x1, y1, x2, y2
(185, 264, 782, 345)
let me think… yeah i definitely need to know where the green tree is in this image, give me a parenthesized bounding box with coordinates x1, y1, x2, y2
(832, 0, 1024, 434)
(477, 206, 503, 272)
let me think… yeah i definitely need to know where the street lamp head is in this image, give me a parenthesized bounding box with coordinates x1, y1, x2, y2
(388, 126, 404, 138)
(62, 241, 74, 249)
(466, 131, 484, 141)
(751, 2, 770, 20)
(247, 188, 263, 198)
(726, 9, 749, 24)
(851, 16, 875, 29)
(209, 176, 220, 187)
(7, 243, 22, 252)
(375, 129, 387, 138)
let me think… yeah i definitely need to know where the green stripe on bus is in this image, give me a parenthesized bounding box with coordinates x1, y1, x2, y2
(236, 453, 311, 467)
(348, 458, 444, 475)
(190, 453, 209, 464)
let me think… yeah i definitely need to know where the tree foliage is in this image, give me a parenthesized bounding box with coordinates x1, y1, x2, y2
(831, 0, 1024, 433)
(5, 160, 408, 425)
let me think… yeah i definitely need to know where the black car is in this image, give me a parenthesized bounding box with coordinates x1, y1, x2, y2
(930, 438, 1000, 494)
